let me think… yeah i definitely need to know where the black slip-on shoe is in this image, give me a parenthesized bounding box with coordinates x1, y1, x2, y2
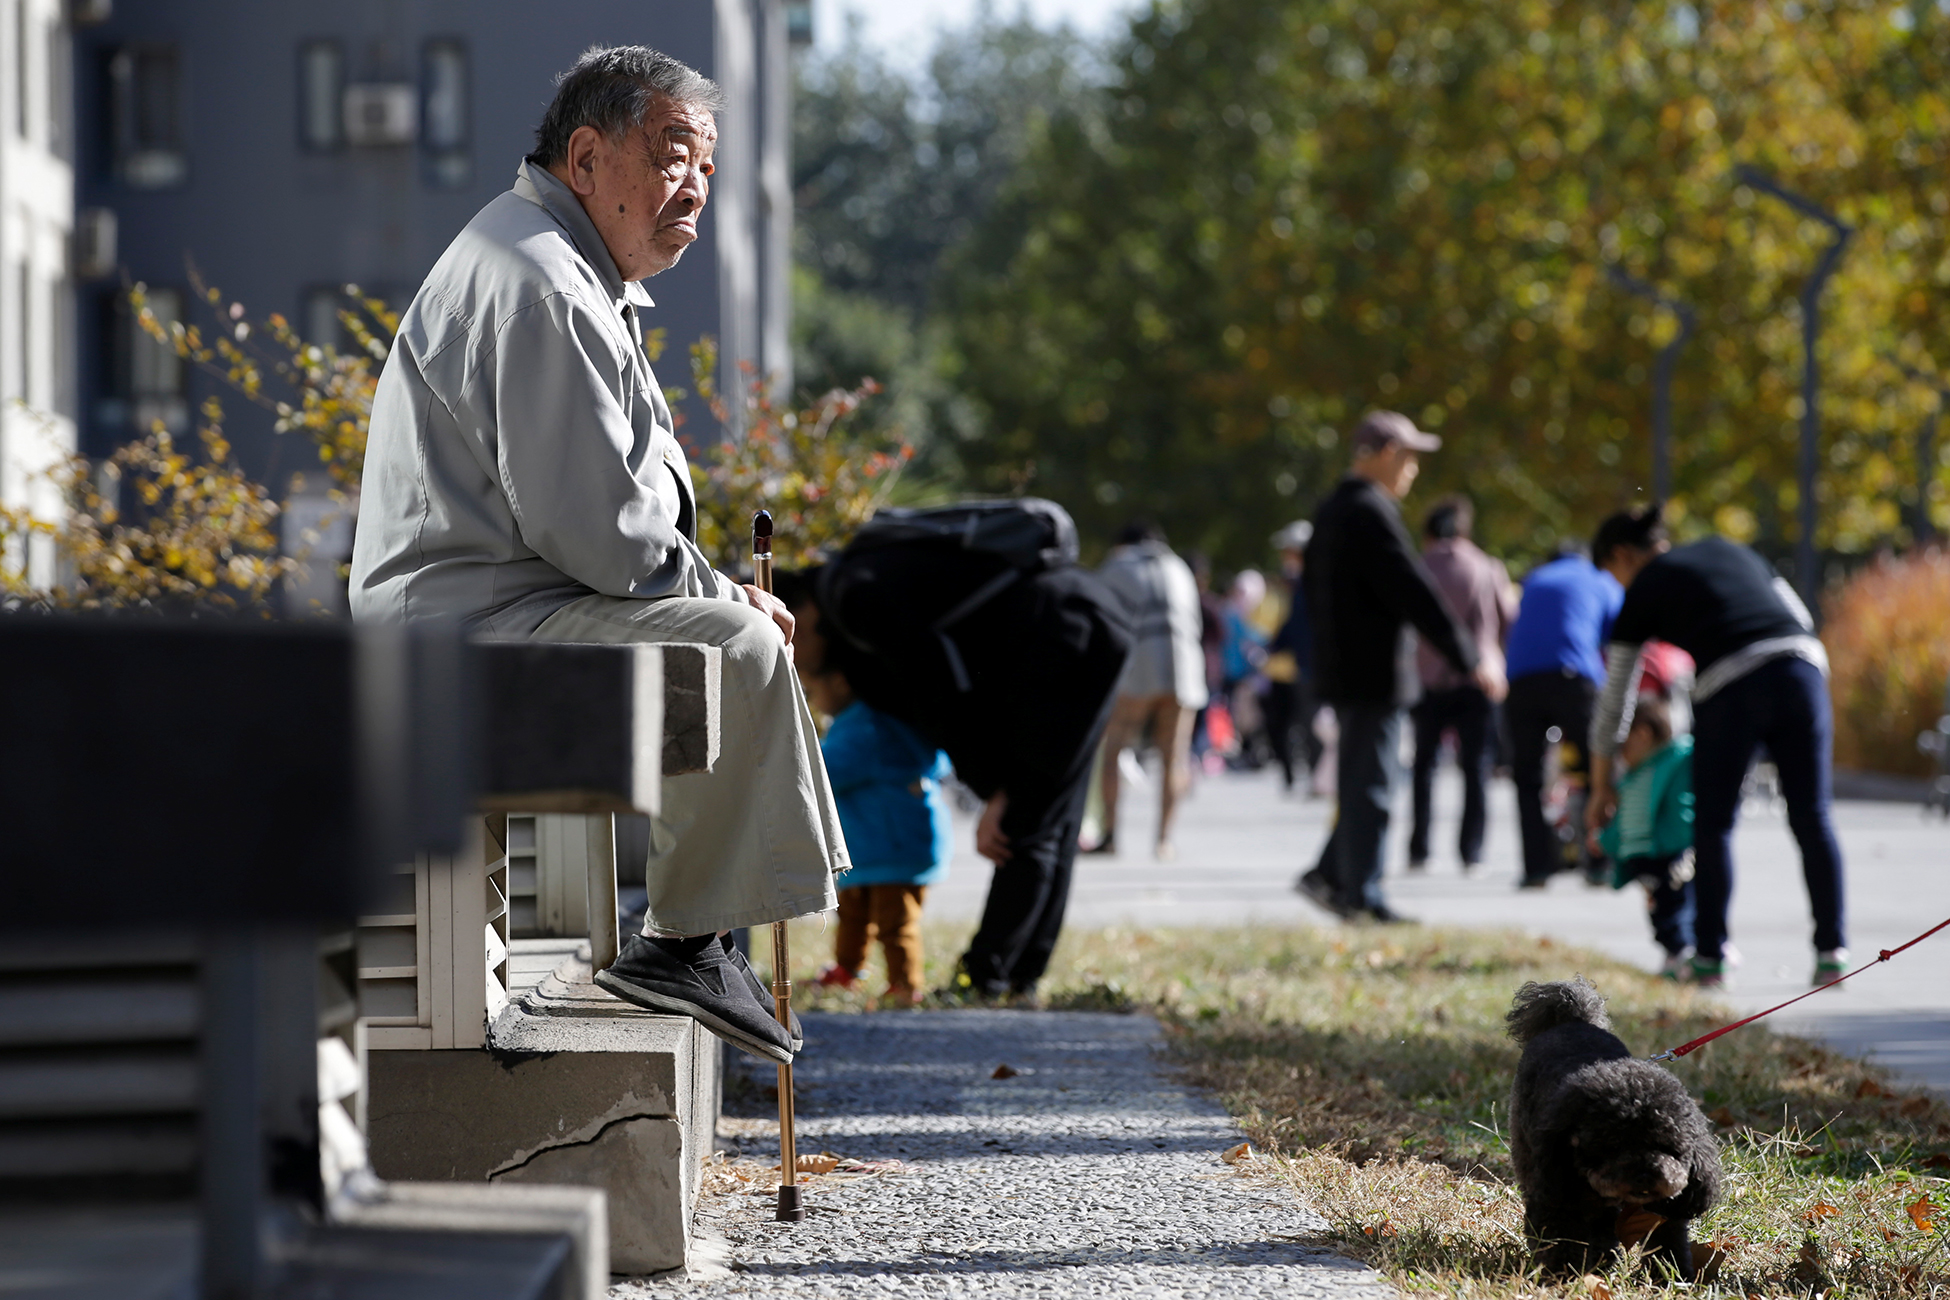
(596, 934, 793, 1064)
(722, 933, 802, 1052)
(1294, 869, 1355, 920)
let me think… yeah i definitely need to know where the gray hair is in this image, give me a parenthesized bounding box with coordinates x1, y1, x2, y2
(526, 45, 724, 168)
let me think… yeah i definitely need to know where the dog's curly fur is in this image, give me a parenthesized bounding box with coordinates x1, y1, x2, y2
(1506, 978, 1722, 1277)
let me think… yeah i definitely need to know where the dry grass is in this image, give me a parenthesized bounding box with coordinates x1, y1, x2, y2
(782, 916, 1950, 1299)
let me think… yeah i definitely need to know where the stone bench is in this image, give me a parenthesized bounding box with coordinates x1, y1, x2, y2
(361, 639, 726, 1275)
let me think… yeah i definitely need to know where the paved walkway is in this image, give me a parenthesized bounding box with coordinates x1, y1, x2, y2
(925, 764, 1950, 1092)
(623, 1011, 1393, 1298)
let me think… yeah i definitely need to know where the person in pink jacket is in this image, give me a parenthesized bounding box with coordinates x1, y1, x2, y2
(1408, 496, 1516, 871)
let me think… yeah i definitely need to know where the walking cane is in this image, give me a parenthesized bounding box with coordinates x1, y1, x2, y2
(752, 509, 807, 1223)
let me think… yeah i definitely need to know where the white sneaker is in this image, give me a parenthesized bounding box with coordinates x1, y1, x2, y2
(1658, 950, 1693, 981)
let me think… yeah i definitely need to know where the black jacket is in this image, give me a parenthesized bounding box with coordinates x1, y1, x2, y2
(816, 547, 1131, 846)
(1303, 476, 1477, 705)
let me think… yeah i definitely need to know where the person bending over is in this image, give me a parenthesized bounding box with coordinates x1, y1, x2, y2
(349, 46, 846, 1063)
(1583, 505, 1846, 989)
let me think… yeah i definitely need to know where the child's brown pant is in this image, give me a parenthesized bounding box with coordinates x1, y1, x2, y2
(834, 884, 927, 991)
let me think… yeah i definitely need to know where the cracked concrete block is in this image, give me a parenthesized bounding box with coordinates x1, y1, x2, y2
(364, 956, 720, 1277)
(657, 643, 721, 776)
(492, 1118, 684, 1274)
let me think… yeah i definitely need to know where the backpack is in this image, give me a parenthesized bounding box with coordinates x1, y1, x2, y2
(817, 499, 1087, 693)
(836, 498, 1078, 572)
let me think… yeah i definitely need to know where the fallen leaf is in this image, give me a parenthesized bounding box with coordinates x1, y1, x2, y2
(1792, 1238, 1829, 1287)
(1857, 1078, 1890, 1099)
(1582, 1272, 1613, 1300)
(1803, 1202, 1842, 1222)
(1616, 1209, 1666, 1247)
(1690, 1244, 1728, 1282)
(1899, 1096, 1932, 1118)
(1221, 1141, 1253, 1165)
(831, 1157, 905, 1175)
(1906, 1194, 1937, 1233)
(1899, 1264, 1922, 1289)
(769, 1152, 844, 1175)
(1921, 1153, 1950, 1170)
(991, 1063, 1019, 1080)
(1709, 1106, 1738, 1127)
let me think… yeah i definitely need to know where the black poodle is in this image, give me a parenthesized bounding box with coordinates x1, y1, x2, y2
(1506, 978, 1722, 1278)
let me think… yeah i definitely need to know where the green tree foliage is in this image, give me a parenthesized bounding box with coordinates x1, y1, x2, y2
(681, 337, 912, 572)
(941, 0, 1950, 569)
(791, 19, 1096, 468)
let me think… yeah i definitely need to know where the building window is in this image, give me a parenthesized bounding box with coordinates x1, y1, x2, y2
(785, 0, 813, 47)
(17, 260, 33, 408)
(97, 286, 187, 436)
(51, 274, 73, 418)
(420, 39, 469, 188)
(46, 18, 69, 159)
(302, 285, 347, 353)
(15, 0, 30, 140)
(107, 45, 187, 188)
(298, 39, 342, 151)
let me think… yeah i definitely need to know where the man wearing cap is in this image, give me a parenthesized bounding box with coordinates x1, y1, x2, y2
(1294, 411, 1500, 922)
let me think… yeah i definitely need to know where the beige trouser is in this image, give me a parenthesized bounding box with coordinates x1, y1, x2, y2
(1099, 692, 1196, 848)
(534, 594, 846, 936)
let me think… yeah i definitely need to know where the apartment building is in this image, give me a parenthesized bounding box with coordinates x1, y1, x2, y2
(0, 0, 81, 590)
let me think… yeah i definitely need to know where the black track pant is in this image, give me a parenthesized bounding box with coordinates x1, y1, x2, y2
(959, 771, 1091, 995)
(1505, 669, 1596, 886)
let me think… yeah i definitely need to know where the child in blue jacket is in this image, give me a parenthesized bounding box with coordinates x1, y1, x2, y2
(1599, 695, 1696, 978)
(804, 667, 952, 1005)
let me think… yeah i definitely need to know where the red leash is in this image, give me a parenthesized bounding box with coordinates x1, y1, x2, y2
(1649, 916, 1950, 1062)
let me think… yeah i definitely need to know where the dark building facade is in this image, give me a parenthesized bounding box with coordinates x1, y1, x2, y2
(72, 0, 792, 489)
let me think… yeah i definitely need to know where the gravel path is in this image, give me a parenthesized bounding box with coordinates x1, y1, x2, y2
(618, 1009, 1393, 1298)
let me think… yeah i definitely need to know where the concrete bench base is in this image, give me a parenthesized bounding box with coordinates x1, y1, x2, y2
(365, 946, 721, 1275)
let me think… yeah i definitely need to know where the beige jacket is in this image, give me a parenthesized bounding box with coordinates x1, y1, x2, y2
(350, 162, 742, 634)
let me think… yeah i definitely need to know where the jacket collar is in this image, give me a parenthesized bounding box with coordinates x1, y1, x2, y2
(512, 160, 657, 310)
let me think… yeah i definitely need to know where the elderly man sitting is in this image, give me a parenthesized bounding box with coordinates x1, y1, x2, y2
(349, 46, 845, 1064)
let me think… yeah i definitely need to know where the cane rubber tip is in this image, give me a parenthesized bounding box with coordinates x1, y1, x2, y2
(775, 1184, 806, 1222)
(753, 510, 773, 538)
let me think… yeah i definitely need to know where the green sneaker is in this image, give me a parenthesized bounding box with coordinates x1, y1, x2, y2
(1688, 957, 1727, 989)
(1813, 948, 1850, 987)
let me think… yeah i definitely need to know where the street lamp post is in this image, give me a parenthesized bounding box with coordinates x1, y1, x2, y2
(1735, 165, 1853, 609)
(1607, 268, 1696, 501)
(1887, 357, 1947, 546)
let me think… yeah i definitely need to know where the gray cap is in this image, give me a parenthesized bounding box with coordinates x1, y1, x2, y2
(1271, 520, 1313, 552)
(1352, 409, 1441, 454)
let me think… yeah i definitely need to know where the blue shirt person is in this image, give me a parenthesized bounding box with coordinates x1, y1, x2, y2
(1503, 550, 1625, 887)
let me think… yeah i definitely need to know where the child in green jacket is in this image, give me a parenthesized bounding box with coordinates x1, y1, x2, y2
(1600, 695, 1696, 978)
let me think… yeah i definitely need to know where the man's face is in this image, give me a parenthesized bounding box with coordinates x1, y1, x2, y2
(554, 97, 716, 282)
(1356, 444, 1421, 499)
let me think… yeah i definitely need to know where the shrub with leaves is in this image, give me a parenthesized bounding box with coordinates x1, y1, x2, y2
(682, 336, 910, 573)
(1, 399, 292, 612)
(1824, 549, 1950, 777)
(134, 270, 393, 490)
(1, 274, 387, 613)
